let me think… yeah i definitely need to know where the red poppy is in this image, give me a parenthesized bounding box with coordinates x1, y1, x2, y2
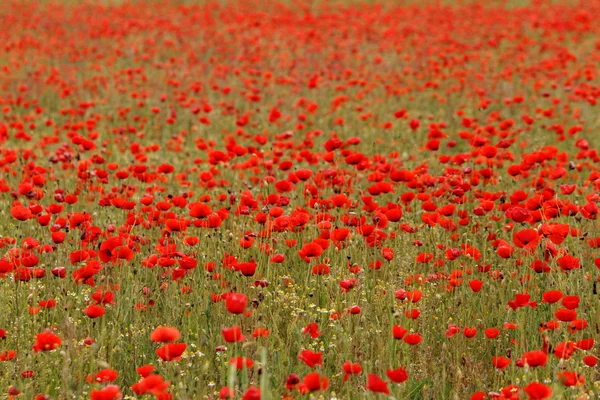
(251, 328, 270, 338)
(523, 382, 552, 399)
(492, 356, 511, 370)
(513, 229, 540, 251)
(553, 341, 577, 359)
(576, 338, 594, 350)
(557, 371, 583, 387)
(312, 264, 330, 275)
(542, 290, 563, 303)
(10, 205, 32, 221)
(222, 326, 246, 343)
(561, 295, 580, 309)
(554, 308, 577, 322)
(156, 343, 186, 361)
(403, 333, 422, 345)
(583, 355, 598, 367)
(230, 357, 254, 369)
(406, 290, 423, 303)
(392, 325, 408, 340)
(90, 385, 122, 400)
(302, 372, 328, 392)
(84, 305, 106, 319)
(225, 293, 248, 314)
(242, 386, 261, 400)
(386, 367, 408, 383)
(342, 361, 362, 381)
(93, 369, 118, 383)
(298, 243, 323, 260)
(463, 327, 477, 338)
(132, 374, 170, 395)
(136, 365, 155, 377)
(150, 327, 181, 343)
(302, 323, 321, 339)
(484, 328, 500, 339)
(520, 350, 547, 367)
(298, 350, 323, 368)
(285, 373, 301, 391)
(366, 374, 389, 395)
(557, 255, 580, 271)
(0, 350, 16, 361)
(468, 280, 483, 292)
(33, 331, 61, 353)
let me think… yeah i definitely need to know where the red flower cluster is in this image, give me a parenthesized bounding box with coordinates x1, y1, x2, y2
(0, 0, 599, 398)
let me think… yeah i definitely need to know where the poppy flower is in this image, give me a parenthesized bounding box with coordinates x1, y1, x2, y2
(366, 374, 389, 395)
(342, 361, 362, 381)
(150, 327, 181, 343)
(298, 243, 323, 260)
(556, 255, 580, 271)
(242, 386, 260, 400)
(393, 288, 407, 300)
(542, 290, 563, 303)
(446, 324, 460, 338)
(302, 323, 321, 338)
(468, 280, 483, 292)
(251, 328, 270, 338)
(403, 333, 422, 345)
(554, 308, 577, 322)
(298, 350, 322, 368)
(484, 328, 500, 339)
(230, 357, 254, 369)
(507, 207, 530, 223)
(339, 278, 357, 292)
(222, 326, 245, 343)
(84, 337, 95, 346)
(10, 205, 32, 221)
(84, 305, 106, 319)
(90, 386, 123, 400)
(0, 350, 16, 361)
(132, 374, 170, 395)
(21, 370, 34, 378)
(136, 365, 155, 377)
(557, 371, 583, 387)
(523, 382, 552, 399)
(311, 264, 330, 275)
(386, 367, 408, 383)
(583, 355, 598, 367)
(218, 386, 234, 399)
(492, 356, 511, 370)
(93, 369, 118, 383)
(156, 343, 186, 361)
(513, 229, 540, 251)
(33, 331, 61, 353)
(189, 203, 212, 218)
(302, 372, 328, 392)
(285, 373, 301, 390)
(225, 293, 248, 314)
(463, 327, 477, 338)
(561, 295, 580, 309)
(406, 290, 423, 303)
(553, 341, 577, 359)
(520, 350, 547, 367)
(392, 325, 408, 340)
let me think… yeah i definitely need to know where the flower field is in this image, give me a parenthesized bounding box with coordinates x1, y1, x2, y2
(1, 0, 600, 398)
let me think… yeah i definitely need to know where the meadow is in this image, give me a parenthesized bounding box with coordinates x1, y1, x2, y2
(0, 0, 599, 399)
